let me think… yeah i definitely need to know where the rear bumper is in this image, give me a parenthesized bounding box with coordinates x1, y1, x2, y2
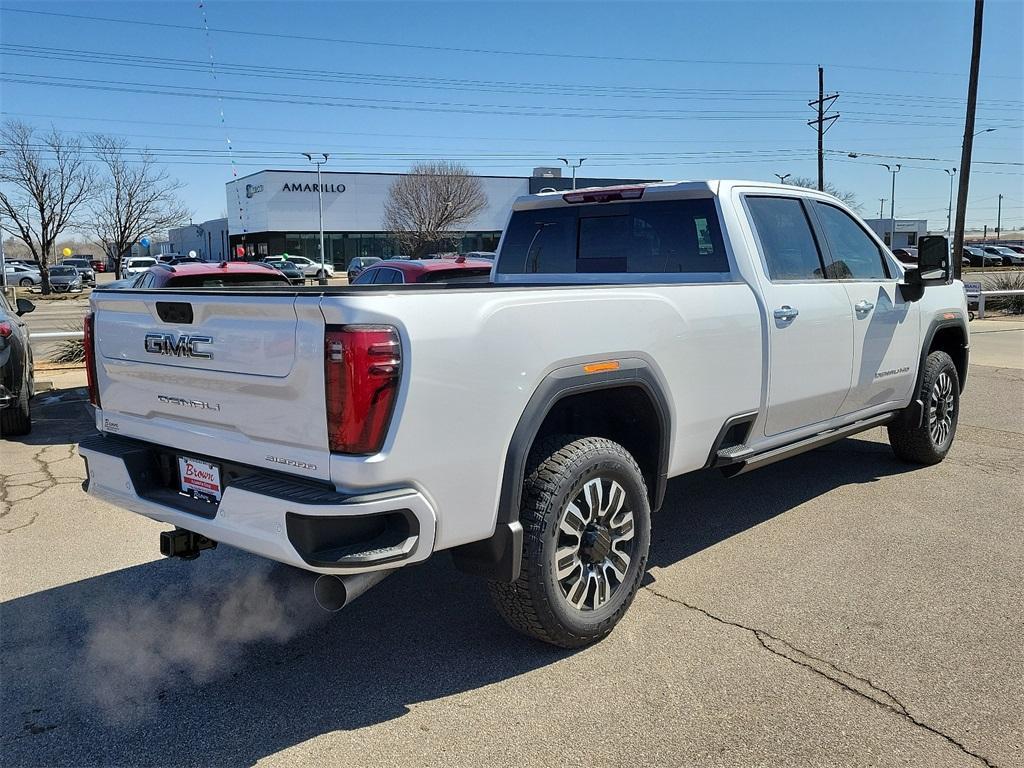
(79, 434, 437, 574)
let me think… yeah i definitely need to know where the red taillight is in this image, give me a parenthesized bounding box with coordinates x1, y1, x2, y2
(563, 186, 645, 204)
(324, 325, 401, 455)
(0, 322, 12, 338)
(83, 312, 100, 408)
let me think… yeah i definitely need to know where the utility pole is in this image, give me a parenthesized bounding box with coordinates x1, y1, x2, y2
(953, 0, 985, 281)
(807, 66, 839, 191)
(996, 194, 1002, 241)
(944, 168, 957, 237)
(879, 198, 886, 220)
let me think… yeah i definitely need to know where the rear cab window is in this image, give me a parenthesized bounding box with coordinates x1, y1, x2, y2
(745, 196, 827, 281)
(496, 197, 730, 280)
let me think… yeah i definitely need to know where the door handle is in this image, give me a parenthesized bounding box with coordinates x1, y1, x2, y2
(855, 300, 875, 313)
(773, 305, 799, 321)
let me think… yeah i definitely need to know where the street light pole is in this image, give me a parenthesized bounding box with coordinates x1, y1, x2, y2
(996, 193, 1002, 241)
(303, 152, 330, 285)
(944, 168, 957, 238)
(774, 173, 791, 184)
(881, 164, 901, 248)
(558, 157, 587, 190)
(878, 198, 886, 220)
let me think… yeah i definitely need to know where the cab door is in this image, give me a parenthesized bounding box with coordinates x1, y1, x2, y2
(744, 195, 854, 437)
(809, 201, 920, 414)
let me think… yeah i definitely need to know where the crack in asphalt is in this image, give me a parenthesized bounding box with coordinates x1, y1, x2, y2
(0, 444, 78, 535)
(643, 585, 999, 768)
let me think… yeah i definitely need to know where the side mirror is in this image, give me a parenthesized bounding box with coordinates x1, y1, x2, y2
(899, 235, 949, 303)
(15, 297, 35, 316)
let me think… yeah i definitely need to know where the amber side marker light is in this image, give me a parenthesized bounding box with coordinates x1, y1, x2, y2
(582, 360, 621, 375)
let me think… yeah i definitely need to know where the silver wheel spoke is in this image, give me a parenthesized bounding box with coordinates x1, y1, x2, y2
(560, 503, 586, 536)
(606, 548, 631, 581)
(555, 547, 582, 580)
(593, 569, 611, 608)
(583, 478, 602, 522)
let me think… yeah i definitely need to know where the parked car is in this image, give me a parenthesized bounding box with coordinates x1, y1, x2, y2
(89, 257, 106, 273)
(121, 257, 158, 279)
(115, 261, 291, 289)
(983, 245, 1024, 266)
(80, 180, 969, 648)
(1001, 244, 1024, 255)
(352, 256, 493, 285)
(3, 264, 42, 288)
(281, 255, 335, 279)
(0, 293, 35, 436)
(6, 259, 41, 270)
(891, 247, 918, 265)
(266, 259, 305, 286)
(463, 251, 497, 260)
(347, 256, 381, 282)
(962, 246, 1003, 267)
(60, 258, 96, 286)
(47, 265, 83, 293)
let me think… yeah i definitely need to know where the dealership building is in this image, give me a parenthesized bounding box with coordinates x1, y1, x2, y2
(224, 168, 654, 267)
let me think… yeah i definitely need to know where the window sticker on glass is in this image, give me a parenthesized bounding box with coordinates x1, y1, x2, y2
(695, 217, 713, 255)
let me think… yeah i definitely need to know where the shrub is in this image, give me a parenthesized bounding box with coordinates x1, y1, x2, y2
(985, 272, 1024, 314)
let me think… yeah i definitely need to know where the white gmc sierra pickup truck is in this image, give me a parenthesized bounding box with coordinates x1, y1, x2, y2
(80, 180, 968, 647)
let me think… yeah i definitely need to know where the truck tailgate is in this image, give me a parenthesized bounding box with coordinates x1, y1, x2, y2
(91, 290, 331, 481)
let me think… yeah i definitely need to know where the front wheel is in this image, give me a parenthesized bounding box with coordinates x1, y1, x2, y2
(19, 278, 33, 287)
(887, 350, 960, 465)
(488, 435, 651, 648)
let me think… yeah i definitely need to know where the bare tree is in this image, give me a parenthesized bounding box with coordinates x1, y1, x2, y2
(785, 176, 862, 212)
(0, 120, 97, 293)
(382, 161, 487, 257)
(90, 134, 190, 276)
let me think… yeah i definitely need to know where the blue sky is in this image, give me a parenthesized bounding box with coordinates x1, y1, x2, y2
(2, 0, 1021, 231)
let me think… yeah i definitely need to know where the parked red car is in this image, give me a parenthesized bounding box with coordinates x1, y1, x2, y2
(351, 256, 493, 285)
(113, 261, 290, 289)
(88, 257, 106, 273)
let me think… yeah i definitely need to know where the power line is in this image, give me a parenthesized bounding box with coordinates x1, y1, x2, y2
(3, 7, 1022, 79)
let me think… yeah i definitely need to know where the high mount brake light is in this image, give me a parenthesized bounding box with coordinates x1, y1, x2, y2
(84, 312, 101, 408)
(562, 187, 645, 204)
(324, 325, 401, 455)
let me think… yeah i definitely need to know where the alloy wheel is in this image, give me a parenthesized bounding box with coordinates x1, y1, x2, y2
(552, 477, 635, 612)
(928, 371, 955, 447)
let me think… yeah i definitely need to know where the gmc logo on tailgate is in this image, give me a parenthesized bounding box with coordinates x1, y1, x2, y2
(144, 333, 214, 360)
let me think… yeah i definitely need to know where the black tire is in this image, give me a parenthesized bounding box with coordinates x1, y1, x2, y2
(887, 351, 959, 465)
(0, 382, 32, 438)
(19, 278, 33, 287)
(488, 435, 651, 648)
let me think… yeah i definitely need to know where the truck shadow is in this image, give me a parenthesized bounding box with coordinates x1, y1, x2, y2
(0, 433, 917, 767)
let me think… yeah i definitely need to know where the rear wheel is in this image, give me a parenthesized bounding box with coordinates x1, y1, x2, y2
(488, 435, 651, 648)
(19, 278, 33, 287)
(888, 351, 959, 465)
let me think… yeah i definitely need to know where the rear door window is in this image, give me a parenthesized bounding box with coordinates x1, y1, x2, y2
(746, 197, 827, 280)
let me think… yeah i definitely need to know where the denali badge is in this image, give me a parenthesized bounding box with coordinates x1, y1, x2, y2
(145, 332, 213, 359)
(158, 395, 221, 411)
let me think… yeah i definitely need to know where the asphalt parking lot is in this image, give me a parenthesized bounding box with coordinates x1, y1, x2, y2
(1, 345, 1021, 766)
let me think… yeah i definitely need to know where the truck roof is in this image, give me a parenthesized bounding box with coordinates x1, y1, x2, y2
(511, 180, 835, 210)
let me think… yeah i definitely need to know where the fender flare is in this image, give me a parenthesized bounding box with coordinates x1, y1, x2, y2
(904, 314, 969, 428)
(451, 358, 672, 582)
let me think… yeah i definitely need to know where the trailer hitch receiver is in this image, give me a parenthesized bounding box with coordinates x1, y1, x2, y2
(160, 528, 217, 560)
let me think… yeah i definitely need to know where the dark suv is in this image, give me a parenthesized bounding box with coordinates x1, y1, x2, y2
(0, 293, 35, 436)
(60, 258, 96, 286)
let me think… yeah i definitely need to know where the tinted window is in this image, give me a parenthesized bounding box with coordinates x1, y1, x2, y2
(372, 268, 403, 284)
(166, 273, 289, 288)
(814, 203, 889, 279)
(498, 206, 576, 274)
(352, 269, 376, 285)
(746, 197, 826, 280)
(497, 199, 728, 276)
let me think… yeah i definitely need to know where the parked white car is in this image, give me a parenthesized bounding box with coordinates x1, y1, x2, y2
(120, 257, 158, 279)
(278, 255, 335, 279)
(80, 180, 968, 648)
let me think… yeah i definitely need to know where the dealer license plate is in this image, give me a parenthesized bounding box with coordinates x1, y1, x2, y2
(177, 456, 222, 503)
